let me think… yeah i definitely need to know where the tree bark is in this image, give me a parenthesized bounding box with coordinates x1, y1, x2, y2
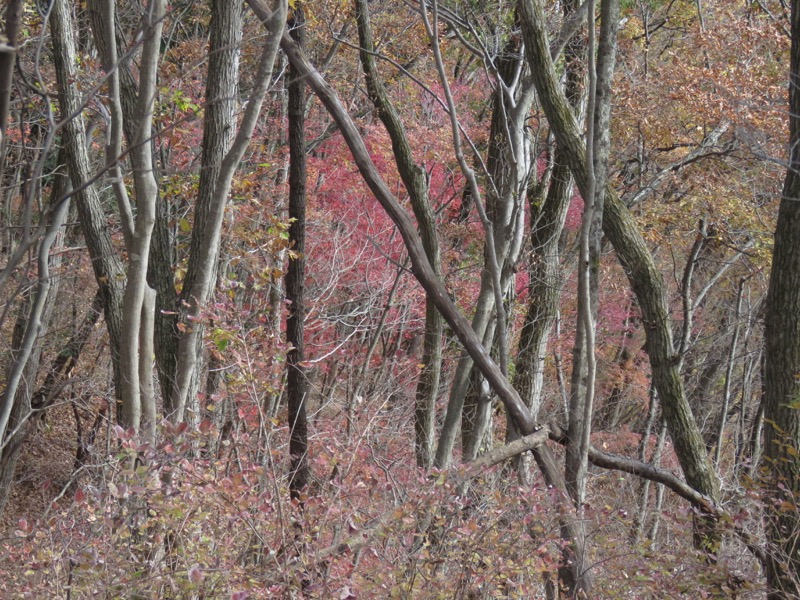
(0, 0, 23, 159)
(140, 287, 157, 442)
(511, 3, 585, 475)
(0, 164, 69, 516)
(0, 159, 70, 442)
(286, 5, 309, 499)
(514, 158, 572, 423)
(713, 277, 744, 465)
(87, 0, 178, 409)
(435, 29, 532, 469)
(354, 0, 443, 469)
(115, 0, 165, 431)
(461, 32, 531, 464)
(762, 1, 800, 595)
(50, 0, 126, 411)
(168, 0, 243, 419)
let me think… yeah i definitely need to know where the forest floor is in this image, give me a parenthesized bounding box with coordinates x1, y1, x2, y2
(1, 398, 109, 533)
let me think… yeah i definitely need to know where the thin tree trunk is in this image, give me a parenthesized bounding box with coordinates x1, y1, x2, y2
(140, 287, 157, 443)
(513, 157, 573, 425)
(463, 319, 497, 461)
(435, 27, 532, 470)
(646, 421, 668, 547)
(735, 343, 759, 475)
(461, 31, 531, 465)
(355, 0, 443, 468)
(87, 0, 178, 409)
(0, 170, 70, 442)
(0, 0, 23, 166)
(567, 0, 619, 513)
(116, 0, 165, 431)
(286, 6, 309, 499)
(0, 175, 69, 516)
(747, 385, 765, 478)
(631, 384, 658, 543)
(435, 272, 498, 468)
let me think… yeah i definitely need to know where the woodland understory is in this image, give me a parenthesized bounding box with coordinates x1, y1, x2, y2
(1, 0, 800, 598)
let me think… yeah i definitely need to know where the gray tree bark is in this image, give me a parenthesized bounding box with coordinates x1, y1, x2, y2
(566, 0, 619, 511)
(461, 32, 531, 464)
(0, 155, 70, 443)
(167, 0, 243, 420)
(105, 0, 165, 431)
(50, 0, 126, 413)
(87, 0, 178, 409)
(434, 27, 533, 469)
(0, 160, 70, 515)
(512, 0, 585, 446)
(0, 0, 23, 158)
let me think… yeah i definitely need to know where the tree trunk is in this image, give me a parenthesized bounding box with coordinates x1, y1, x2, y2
(435, 30, 532, 469)
(140, 287, 157, 442)
(762, 1, 800, 595)
(355, 0, 443, 468)
(0, 0, 23, 158)
(169, 0, 243, 420)
(116, 0, 165, 431)
(514, 157, 573, 424)
(631, 385, 658, 543)
(511, 3, 585, 476)
(435, 270, 499, 468)
(286, 6, 310, 499)
(0, 160, 70, 443)
(50, 0, 126, 411)
(87, 0, 178, 410)
(713, 277, 744, 465)
(0, 169, 69, 515)
(461, 32, 531, 465)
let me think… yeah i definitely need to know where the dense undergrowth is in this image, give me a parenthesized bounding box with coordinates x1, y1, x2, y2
(0, 394, 765, 599)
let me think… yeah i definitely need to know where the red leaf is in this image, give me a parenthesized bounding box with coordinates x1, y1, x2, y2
(188, 566, 204, 583)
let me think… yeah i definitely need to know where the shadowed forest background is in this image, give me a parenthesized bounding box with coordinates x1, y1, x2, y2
(1, 0, 800, 597)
